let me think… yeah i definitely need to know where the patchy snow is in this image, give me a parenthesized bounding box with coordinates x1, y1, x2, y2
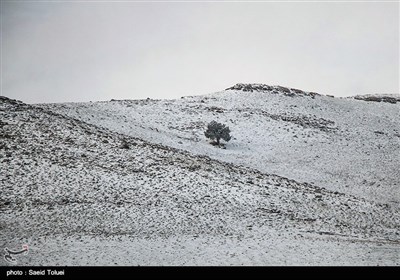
(38, 85, 400, 206)
(5, 231, 400, 266)
(1, 87, 399, 266)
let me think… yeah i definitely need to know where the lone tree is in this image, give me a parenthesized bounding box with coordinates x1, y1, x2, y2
(204, 121, 231, 146)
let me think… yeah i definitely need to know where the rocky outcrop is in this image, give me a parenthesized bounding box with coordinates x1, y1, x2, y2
(353, 95, 400, 104)
(226, 83, 321, 98)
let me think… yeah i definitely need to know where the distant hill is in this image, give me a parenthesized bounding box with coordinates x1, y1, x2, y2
(38, 84, 400, 205)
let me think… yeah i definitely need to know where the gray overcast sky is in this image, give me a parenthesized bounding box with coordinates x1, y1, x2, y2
(1, 1, 399, 103)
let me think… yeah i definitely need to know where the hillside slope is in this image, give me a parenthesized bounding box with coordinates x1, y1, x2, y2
(39, 84, 400, 205)
(1, 95, 399, 265)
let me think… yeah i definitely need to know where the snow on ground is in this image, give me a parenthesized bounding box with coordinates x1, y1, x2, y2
(39, 84, 400, 206)
(1, 95, 399, 266)
(5, 230, 400, 266)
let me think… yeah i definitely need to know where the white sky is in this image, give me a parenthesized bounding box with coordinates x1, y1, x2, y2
(1, 1, 399, 103)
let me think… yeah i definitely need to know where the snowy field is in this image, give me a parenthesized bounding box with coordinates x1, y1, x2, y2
(5, 231, 399, 266)
(39, 84, 400, 205)
(1, 85, 399, 266)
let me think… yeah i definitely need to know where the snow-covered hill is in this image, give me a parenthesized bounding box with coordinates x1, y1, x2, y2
(39, 84, 400, 206)
(1, 86, 399, 265)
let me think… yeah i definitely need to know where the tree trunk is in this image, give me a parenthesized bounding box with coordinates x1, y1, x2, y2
(216, 138, 220, 145)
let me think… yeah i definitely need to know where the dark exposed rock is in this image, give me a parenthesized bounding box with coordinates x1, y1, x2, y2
(356, 96, 382, 102)
(120, 141, 130, 149)
(353, 95, 399, 104)
(206, 106, 225, 113)
(0, 96, 24, 106)
(277, 86, 291, 94)
(225, 83, 322, 98)
(0, 120, 9, 127)
(257, 110, 336, 132)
